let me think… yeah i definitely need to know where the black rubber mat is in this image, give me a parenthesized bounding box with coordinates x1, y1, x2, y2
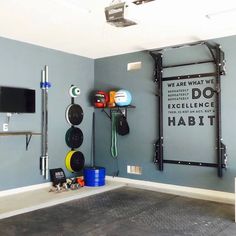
(0, 187, 234, 236)
(129, 195, 234, 236)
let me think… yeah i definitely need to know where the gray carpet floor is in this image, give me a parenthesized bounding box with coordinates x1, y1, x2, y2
(0, 187, 235, 236)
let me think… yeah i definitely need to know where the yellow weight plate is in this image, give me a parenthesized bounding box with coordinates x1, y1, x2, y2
(65, 150, 75, 172)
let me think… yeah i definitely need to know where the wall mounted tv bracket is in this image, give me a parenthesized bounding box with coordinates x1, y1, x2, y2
(149, 41, 227, 177)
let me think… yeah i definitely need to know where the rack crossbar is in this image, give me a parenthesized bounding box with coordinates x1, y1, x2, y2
(163, 60, 214, 69)
(163, 159, 226, 168)
(151, 41, 206, 53)
(163, 72, 216, 81)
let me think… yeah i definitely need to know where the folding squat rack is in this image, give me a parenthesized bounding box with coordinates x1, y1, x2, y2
(149, 41, 227, 177)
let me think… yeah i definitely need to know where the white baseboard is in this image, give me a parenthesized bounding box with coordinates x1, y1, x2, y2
(0, 182, 52, 197)
(106, 176, 235, 205)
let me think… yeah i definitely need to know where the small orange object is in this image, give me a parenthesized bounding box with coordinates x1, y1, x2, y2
(76, 177, 85, 187)
(108, 91, 116, 107)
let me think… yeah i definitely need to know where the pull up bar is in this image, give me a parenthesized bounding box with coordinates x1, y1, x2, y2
(151, 41, 206, 53)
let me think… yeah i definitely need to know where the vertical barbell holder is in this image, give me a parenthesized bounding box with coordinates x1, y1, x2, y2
(40, 69, 46, 177)
(40, 65, 51, 180)
(45, 65, 49, 180)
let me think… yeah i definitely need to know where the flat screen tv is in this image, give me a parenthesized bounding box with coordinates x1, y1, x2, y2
(0, 86, 35, 113)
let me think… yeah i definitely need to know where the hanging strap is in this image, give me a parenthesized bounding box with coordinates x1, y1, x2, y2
(111, 112, 118, 157)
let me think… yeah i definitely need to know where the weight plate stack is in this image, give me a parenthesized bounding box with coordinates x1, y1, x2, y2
(83, 167, 106, 187)
(65, 86, 85, 173)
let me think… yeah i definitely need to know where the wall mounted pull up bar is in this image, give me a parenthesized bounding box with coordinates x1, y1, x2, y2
(150, 41, 227, 177)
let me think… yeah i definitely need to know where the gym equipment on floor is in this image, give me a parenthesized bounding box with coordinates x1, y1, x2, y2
(65, 104, 84, 125)
(149, 41, 227, 177)
(83, 167, 106, 187)
(65, 127, 83, 149)
(76, 177, 85, 187)
(40, 65, 51, 180)
(50, 168, 66, 186)
(65, 150, 85, 172)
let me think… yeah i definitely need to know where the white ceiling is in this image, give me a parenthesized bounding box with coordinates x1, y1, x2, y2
(0, 0, 236, 58)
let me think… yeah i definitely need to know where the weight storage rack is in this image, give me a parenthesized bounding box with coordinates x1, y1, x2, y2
(149, 41, 227, 177)
(100, 105, 136, 120)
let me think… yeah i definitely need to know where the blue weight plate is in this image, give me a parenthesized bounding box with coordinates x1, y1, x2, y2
(83, 167, 106, 187)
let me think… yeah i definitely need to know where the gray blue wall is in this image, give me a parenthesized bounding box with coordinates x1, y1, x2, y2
(1, 34, 235, 193)
(94, 35, 236, 193)
(0, 37, 94, 191)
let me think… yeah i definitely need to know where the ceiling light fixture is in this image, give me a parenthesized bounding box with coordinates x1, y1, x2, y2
(132, 0, 155, 5)
(105, 2, 137, 27)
